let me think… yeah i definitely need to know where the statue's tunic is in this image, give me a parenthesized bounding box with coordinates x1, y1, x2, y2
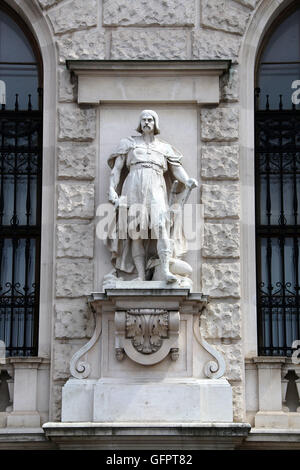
(107, 135, 185, 274)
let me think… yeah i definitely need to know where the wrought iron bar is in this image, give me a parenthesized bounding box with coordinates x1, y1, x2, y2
(256, 95, 300, 356)
(0, 101, 42, 356)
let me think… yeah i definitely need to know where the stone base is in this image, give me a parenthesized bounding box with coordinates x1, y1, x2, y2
(43, 422, 251, 450)
(61, 378, 233, 423)
(254, 411, 289, 428)
(6, 411, 41, 428)
(254, 411, 300, 429)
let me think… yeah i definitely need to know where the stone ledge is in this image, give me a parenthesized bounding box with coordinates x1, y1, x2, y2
(0, 427, 54, 450)
(89, 288, 208, 305)
(252, 357, 286, 368)
(67, 59, 231, 73)
(66, 60, 231, 105)
(7, 357, 50, 364)
(43, 422, 251, 450)
(242, 428, 300, 450)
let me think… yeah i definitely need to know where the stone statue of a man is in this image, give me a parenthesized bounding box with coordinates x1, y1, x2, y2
(105, 109, 197, 285)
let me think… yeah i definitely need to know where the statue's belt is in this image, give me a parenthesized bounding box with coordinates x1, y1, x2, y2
(129, 161, 164, 174)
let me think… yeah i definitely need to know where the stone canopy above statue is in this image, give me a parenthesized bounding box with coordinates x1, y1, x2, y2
(67, 60, 231, 105)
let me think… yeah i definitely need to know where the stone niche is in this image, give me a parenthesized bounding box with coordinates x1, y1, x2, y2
(57, 60, 239, 428)
(66, 60, 231, 291)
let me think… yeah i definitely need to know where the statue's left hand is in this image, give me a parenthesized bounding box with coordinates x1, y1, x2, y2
(185, 178, 198, 189)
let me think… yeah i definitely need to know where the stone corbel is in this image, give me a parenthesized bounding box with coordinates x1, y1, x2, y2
(194, 315, 226, 379)
(70, 304, 102, 379)
(115, 308, 180, 365)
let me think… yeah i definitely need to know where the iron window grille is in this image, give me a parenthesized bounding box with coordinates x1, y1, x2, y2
(0, 91, 42, 356)
(255, 89, 300, 356)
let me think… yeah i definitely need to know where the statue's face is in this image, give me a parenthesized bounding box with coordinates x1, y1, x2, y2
(140, 112, 155, 134)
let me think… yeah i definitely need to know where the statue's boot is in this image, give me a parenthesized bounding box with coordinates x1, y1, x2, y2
(133, 254, 145, 281)
(158, 250, 177, 284)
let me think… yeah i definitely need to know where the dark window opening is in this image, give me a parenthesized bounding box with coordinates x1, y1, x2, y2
(0, 4, 42, 356)
(256, 4, 300, 356)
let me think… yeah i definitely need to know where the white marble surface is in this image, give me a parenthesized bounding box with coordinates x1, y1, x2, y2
(62, 378, 233, 423)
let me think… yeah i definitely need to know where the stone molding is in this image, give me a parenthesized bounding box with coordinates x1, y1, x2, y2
(42, 422, 251, 450)
(66, 60, 231, 105)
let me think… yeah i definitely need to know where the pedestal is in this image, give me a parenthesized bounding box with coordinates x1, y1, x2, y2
(60, 286, 234, 424)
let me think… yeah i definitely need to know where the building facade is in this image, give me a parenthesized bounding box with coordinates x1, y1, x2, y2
(0, 0, 300, 449)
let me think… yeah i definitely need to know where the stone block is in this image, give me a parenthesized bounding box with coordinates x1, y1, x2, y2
(55, 300, 95, 339)
(7, 412, 40, 428)
(111, 30, 188, 60)
(193, 30, 240, 62)
(92, 379, 233, 423)
(232, 383, 245, 422)
(201, 145, 239, 180)
(56, 30, 106, 64)
(56, 223, 94, 258)
(0, 413, 7, 428)
(201, 184, 239, 219)
(202, 223, 240, 258)
(56, 259, 93, 298)
(38, 0, 63, 8)
(201, 108, 239, 141)
(53, 341, 86, 380)
(202, 262, 240, 298)
(57, 183, 94, 219)
(232, 0, 256, 8)
(50, 383, 63, 422)
(57, 143, 96, 180)
(103, 0, 195, 26)
(221, 66, 239, 102)
(48, 0, 97, 34)
(216, 343, 243, 381)
(255, 411, 289, 429)
(202, 0, 249, 35)
(58, 105, 96, 141)
(58, 69, 76, 102)
(201, 302, 241, 339)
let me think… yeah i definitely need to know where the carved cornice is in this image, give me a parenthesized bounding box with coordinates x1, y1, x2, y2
(67, 59, 231, 75)
(66, 60, 231, 105)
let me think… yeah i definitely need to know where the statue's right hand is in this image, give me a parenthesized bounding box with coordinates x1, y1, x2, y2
(108, 187, 119, 207)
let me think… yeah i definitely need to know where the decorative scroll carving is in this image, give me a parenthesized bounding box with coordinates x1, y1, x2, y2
(70, 305, 102, 379)
(194, 316, 226, 379)
(115, 308, 180, 365)
(126, 309, 168, 354)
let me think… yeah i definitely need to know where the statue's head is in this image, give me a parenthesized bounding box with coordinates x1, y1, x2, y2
(136, 109, 160, 135)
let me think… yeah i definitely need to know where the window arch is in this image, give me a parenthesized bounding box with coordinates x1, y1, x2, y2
(255, 4, 300, 356)
(0, 4, 43, 356)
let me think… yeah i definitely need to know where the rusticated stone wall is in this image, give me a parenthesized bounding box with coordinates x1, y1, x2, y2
(33, 0, 262, 422)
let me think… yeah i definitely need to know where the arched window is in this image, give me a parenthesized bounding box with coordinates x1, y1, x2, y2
(255, 4, 300, 355)
(0, 4, 43, 356)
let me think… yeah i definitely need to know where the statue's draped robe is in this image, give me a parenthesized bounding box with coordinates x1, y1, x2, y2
(106, 135, 187, 275)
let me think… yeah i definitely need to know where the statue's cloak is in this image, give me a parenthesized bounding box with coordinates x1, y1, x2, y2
(105, 135, 187, 275)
